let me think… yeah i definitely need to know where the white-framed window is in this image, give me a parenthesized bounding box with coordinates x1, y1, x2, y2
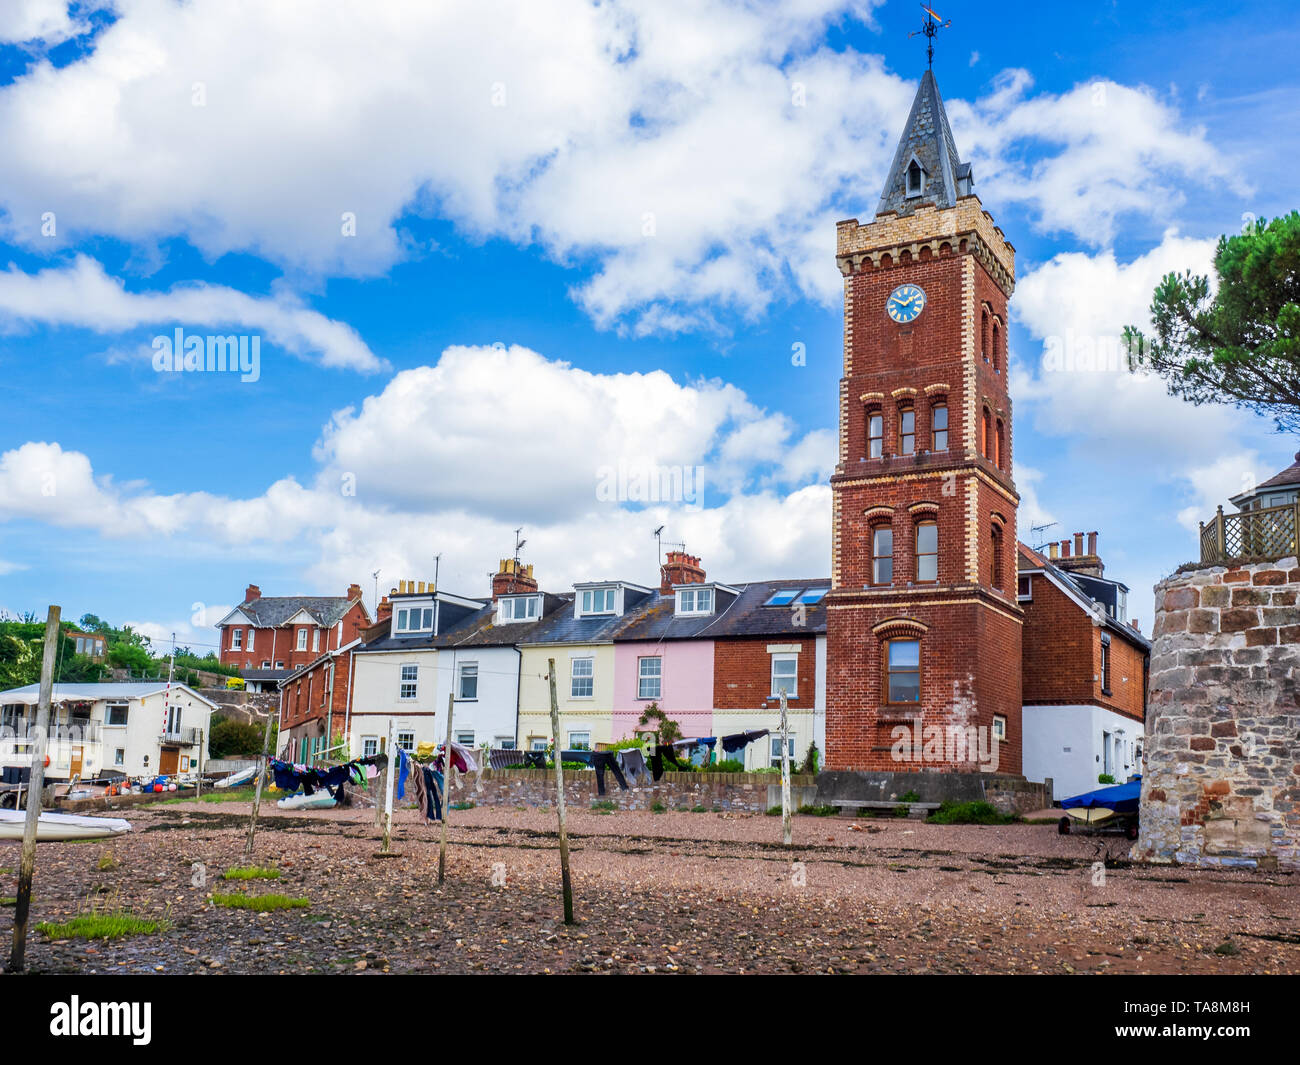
(261, 660, 270, 668)
(105, 702, 128, 726)
(499, 595, 540, 622)
(580, 588, 615, 615)
(495, 735, 516, 750)
(771, 653, 798, 698)
(567, 731, 591, 750)
(458, 662, 478, 700)
(362, 735, 379, 758)
(456, 731, 475, 746)
(296, 627, 308, 651)
(1017, 574, 1033, 602)
(770, 736, 796, 763)
(230, 628, 242, 651)
(570, 657, 594, 698)
(114, 748, 125, 766)
(312, 628, 321, 651)
(396, 731, 415, 752)
(399, 664, 418, 700)
(993, 715, 1007, 741)
(529, 736, 548, 751)
(676, 587, 714, 615)
(274, 660, 284, 669)
(247, 629, 255, 652)
(638, 656, 661, 700)
(395, 606, 435, 633)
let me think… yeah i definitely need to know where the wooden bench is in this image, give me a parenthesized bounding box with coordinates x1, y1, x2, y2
(826, 799, 941, 819)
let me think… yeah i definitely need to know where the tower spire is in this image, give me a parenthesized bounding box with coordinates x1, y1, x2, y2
(875, 67, 972, 218)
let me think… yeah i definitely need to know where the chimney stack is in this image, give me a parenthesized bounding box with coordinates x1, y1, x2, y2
(660, 550, 706, 594)
(1086, 531, 1098, 557)
(492, 558, 538, 600)
(376, 595, 393, 623)
(346, 582, 362, 602)
(1058, 531, 1105, 577)
(1073, 532, 1084, 556)
(1060, 539, 1071, 559)
(245, 583, 261, 603)
(1048, 543, 1058, 561)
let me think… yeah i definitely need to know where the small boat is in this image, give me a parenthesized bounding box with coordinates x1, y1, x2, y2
(215, 765, 258, 789)
(276, 791, 336, 810)
(0, 809, 132, 841)
(1058, 776, 1141, 839)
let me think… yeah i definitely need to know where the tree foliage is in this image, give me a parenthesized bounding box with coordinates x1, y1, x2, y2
(208, 716, 268, 759)
(1125, 211, 1300, 432)
(636, 701, 683, 745)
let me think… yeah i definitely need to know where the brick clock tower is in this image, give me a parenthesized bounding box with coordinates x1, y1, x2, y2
(825, 70, 1023, 775)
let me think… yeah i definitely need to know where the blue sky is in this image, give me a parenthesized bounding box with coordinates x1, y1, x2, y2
(0, 0, 1295, 651)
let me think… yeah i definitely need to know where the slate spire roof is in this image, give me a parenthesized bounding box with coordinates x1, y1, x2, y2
(876, 69, 971, 217)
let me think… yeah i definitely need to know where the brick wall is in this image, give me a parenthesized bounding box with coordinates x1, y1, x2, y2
(713, 636, 818, 710)
(1021, 574, 1147, 720)
(1137, 558, 1300, 870)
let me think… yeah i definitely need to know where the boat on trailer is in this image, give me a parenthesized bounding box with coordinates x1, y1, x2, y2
(1058, 775, 1141, 839)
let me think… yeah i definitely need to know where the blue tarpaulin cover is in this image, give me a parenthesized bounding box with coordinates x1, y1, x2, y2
(1060, 775, 1141, 815)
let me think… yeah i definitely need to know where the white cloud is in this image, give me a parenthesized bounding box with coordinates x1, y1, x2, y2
(0, 0, 96, 44)
(7, 1, 1229, 335)
(0, 344, 833, 597)
(0, 256, 386, 372)
(957, 72, 1245, 245)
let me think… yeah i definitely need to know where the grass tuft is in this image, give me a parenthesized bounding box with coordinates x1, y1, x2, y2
(925, 800, 1015, 825)
(38, 910, 165, 940)
(211, 892, 308, 912)
(221, 866, 281, 881)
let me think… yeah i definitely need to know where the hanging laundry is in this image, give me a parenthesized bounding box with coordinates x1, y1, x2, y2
(616, 748, 651, 786)
(721, 729, 770, 755)
(649, 743, 687, 781)
(560, 749, 594, 765)
(395, 748, 410, 800)
(424, 766, 444, 822)
(488, 748, 523, 770)
(449, 741, 479, 773)
(591, 751, 629, 796)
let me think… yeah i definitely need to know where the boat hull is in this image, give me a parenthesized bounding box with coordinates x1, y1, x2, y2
(0, 809, 132, 841)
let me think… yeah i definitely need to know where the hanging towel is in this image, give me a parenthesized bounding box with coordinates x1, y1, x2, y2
(396, 748, 410, 800)
(489, 748, 523, 769)
(449, 741, 479, 773)
(721, 729, 770, 755)
(617, 748, 651, 786)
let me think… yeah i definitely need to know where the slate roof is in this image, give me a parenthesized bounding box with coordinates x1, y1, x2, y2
(683, 579, 829, 638)
(234, 595, 358, 628)
(876, 70, 967, 217)
(0, 681, 217, 707)
(1231, 450, 1300, 506)
(1017, 543, 1149, 650)
(433, 593, 571, 649)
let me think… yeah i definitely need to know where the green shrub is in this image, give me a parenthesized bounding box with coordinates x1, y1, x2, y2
(590, 800, 617, 813)
(925, 800, 1014, 825)
(798, 742, 821, 775)
(704, 758, 745, 773)
(651, 801, 666, 814)
(895, 790, 920, 817)
(766, 805, 782, 816)
(1097, 773, 1116, 785)
(797, 804, 838, 817)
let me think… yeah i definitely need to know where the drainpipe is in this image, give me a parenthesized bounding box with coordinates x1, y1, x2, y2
(343, 650, 356, 758)
(513, 646, 523, 750)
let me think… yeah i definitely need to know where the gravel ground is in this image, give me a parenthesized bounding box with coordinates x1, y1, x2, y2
(2, 799, 1296, 975)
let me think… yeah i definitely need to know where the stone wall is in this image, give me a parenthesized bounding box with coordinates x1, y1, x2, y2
(1137, 557, 1300, 870)
(447, 768, 818, 814)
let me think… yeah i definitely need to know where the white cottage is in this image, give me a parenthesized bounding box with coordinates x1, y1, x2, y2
(0, 682, 216, 781)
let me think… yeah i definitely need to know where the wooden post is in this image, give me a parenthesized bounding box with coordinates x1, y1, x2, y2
(195, 728, 204, 799)
(243, 711, 274, 859)
(438, 693, 454, 883)
(779, 688, 792, 847)
(380, 718, 396, 853)
(374, 732, 387, 828)
(547, 659, 574, 924)
(1215, 505, 1226, 560)
(9, 605, 60, 974)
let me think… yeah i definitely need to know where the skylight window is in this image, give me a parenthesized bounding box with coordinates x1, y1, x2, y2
(764, 590, 799, 607)
(795, 588, 827, 605)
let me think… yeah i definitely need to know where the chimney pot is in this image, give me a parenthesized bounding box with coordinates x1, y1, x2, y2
(1060, 540, 1071, 558)
(1130, 618, 1140, 631)
(1073, 532, 1084, 556)
(492, 557, 538, 600)
(660, 550, 706, 594)
(1086, 531, 1098, 557)
(1048, 543, 1058, 560)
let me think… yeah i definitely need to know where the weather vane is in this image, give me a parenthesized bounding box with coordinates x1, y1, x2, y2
(909, 4, 952, 69)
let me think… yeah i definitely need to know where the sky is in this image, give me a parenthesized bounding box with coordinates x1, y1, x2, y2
(0, 0, 1296, 653)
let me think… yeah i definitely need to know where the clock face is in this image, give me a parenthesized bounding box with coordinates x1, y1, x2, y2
(886, 284, 926, 324)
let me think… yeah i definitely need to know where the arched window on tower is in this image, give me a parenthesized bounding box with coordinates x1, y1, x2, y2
(981, 309, 989, 362)
(867, 409, 883, 459)
(871, 524, 894, 586)
(907, 159, 923, 196)
(990, 524, 1004, 589)
(899, 404, 915, 456)
(931, 400, 948, 451)
(981, 407, 992, 459)
(995, 418, 1005, 469)
(915, 520, 938, 583)
(992, 319, 1001, 373)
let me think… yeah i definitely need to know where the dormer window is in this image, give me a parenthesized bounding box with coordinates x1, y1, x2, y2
(498, 595, 541, 623)
(579, 587, 616, 616)
(676, 587, 713, 616)
(906, 156, 925, 197)
(394, 605, 434, 633)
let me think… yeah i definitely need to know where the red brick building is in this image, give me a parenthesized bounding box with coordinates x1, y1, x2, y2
(825, 70, 1022, 774)
(217, 582, 371, 690)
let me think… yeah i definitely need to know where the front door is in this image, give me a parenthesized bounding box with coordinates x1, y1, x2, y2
(69, 747, 83, 780)
(159, 747, 180, 775)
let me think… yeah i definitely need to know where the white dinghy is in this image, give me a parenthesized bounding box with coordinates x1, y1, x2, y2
(0, 808, 132, 841)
